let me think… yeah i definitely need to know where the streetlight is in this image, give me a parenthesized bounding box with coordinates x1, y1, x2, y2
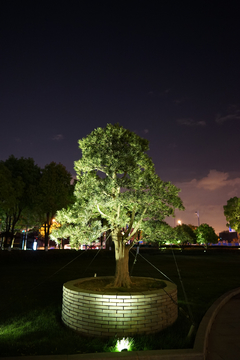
(195, 211, 200, 226)
(177, 220, 182, 226)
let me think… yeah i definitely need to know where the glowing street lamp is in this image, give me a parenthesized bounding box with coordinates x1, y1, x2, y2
(177, 220, 182, 225)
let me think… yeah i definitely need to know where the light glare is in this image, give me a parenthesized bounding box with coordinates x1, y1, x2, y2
(116, 337, 133, 352)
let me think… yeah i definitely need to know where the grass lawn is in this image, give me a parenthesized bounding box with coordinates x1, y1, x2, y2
(0, 248, 240, 356)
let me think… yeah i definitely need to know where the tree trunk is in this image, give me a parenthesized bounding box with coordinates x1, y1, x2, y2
(112, 229, 132, 288)
(8, 209, 21, 249)
(44, 213, 50, 251)
(106, 230, 113, 250)
(3, 215, 11, 248)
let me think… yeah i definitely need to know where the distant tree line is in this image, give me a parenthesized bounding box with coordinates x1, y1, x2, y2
(174, 196, 240, 247)
(0, 154, 219, 252)
(149, 222, 216, 249)
(172, 222, 218, 248)
(173, 197, 240, 247)
(0, 155, 74, 250)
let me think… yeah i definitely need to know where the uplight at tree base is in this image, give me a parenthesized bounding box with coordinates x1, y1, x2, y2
(116, 337, 133, 352)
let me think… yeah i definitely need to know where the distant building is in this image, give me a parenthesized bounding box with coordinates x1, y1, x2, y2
(219, 230, 239, 245)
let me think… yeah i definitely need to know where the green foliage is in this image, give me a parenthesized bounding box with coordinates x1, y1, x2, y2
(174, 224, 197, 245)
(4, 155, 41, 210)
(223, 197, 240, 232)
(37, 162, 74, 248)
(144, 220, 176, 245)
(0, 162, 22, 215)
(37, 162, 73, 216)
(0, 156, 74, 249)
(0, 156, 41, 247)
(52, 124, 184, 248)
(194, 223, 218, 246)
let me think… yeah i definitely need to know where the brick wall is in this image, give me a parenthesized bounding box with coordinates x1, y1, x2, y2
(62, 276, 178, 337)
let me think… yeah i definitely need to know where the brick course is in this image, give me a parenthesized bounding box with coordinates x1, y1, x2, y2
(62, 276, 178, 337)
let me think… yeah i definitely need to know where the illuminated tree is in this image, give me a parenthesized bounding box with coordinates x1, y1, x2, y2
(223, 197, 240, 232)
(174, 223, 196, 245)
(144, 220, 176, 247)
(194, 223, 218, 247)
(52, 124, 184, 287)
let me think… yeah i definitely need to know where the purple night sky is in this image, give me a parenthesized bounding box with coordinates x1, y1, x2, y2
(1, 1, 240, 234)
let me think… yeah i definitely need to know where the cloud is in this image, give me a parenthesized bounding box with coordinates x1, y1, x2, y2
(168, 170, 240, 234)
(177, 118, 206, 127)
(52, 134, 64, 141)
(197, 170, 230, 190)
(215, 106, 240, 123)
(181, 170, 240, 192)
(215, 113, 240, 123)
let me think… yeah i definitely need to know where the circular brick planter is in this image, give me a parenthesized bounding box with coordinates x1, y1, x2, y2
(62, 276, 178, 337)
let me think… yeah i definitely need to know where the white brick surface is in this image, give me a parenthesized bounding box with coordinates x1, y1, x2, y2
(62, 276, 178, 336)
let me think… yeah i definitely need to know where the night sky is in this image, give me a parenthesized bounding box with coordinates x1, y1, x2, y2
(1, 1, 240, 234)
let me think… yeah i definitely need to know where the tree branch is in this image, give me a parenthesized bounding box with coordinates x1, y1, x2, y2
(126, 206, 148, 241)
(97, 204, 109, 218)
(125, 207, 136, 238)
(116, 204, 121, 221)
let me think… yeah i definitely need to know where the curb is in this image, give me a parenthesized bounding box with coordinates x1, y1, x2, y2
(2, 288, 240, 360)
(193, 286, 240, 359)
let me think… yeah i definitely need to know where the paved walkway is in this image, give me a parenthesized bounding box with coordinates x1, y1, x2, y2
(206, 293, 240, 360)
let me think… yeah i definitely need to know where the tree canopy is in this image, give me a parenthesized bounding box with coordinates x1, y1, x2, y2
(223, 197, 240, 232)
(195, 223, 218, 247)
(174, 223, 196, 245)
(0, 157, 74, 250)
(37, 162, 74, 250)
(0, 156, 41, 248)
(52, 124, 184, 287)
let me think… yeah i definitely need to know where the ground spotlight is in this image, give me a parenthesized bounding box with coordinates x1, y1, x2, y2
(116, 337, 133, 352)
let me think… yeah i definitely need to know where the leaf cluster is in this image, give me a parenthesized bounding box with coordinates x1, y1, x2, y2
(223, 197, 240, 232)
(0, 156, 74, 245)
(174, 224, 197, 245)
(194, 223, 218, 245)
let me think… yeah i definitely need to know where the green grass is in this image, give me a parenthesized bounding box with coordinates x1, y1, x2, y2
(0, 248, 240, 356)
